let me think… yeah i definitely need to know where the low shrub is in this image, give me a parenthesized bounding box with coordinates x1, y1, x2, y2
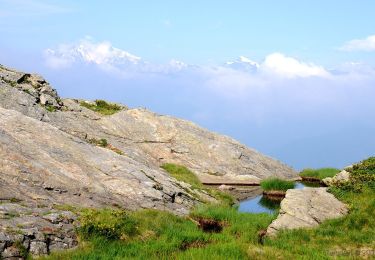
(78, 209, 138, 240)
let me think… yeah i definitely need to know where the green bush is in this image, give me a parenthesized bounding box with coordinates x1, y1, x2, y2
(80, 99, 123, 115)
(260, 178, 295, 191)
(300, 168, 340, 180)
(78, 209, 138, 240)
(332, 157, 375, 192)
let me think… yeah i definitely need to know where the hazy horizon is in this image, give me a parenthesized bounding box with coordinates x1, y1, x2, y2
(1, 0, 374, 169)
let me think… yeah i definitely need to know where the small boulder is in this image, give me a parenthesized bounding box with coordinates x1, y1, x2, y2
(322, 170, 350, 186)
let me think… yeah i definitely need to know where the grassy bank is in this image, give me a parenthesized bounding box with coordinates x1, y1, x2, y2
(260, 178, 295, 191)
(42, 158, 375, 259)
(300, 167, 340, 180)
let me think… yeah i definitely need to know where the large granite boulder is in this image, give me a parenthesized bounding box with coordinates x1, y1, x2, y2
(266, 188, 348, 236)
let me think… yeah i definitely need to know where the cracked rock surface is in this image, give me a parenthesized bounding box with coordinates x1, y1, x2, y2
(266, 188, 348, 236)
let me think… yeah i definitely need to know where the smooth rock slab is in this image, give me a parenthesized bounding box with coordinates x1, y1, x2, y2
(266, 187, 348, 236)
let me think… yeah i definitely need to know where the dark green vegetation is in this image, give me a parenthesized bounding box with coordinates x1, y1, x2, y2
(300, 167, 340, 180)
(260, 178, 295, 191)
(80, 99, 123, 115)
(42, 158, 375, 259)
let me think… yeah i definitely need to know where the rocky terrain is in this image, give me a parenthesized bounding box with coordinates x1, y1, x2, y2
(0, 64, 297, 257)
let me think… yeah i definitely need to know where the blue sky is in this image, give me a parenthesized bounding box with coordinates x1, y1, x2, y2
(1, 0, 375, 169)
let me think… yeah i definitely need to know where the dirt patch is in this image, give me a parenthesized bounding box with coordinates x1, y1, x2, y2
(197, 218, 224, 233)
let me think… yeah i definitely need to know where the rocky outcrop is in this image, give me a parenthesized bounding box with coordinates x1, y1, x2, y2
(0, 202, 77, 258)
(0, 64, 297, 257)
(322, 170, 351, 186)
(266, 188, 348, 236)
(0, 65, 297, 185)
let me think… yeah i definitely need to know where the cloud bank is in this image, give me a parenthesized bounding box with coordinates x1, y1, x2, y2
(42, 38, 375, 169)
(340, 34, 375, 51)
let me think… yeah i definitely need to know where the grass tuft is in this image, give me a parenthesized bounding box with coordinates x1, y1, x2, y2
(260, 178, 295, 191)
(80, 99, 124, 115)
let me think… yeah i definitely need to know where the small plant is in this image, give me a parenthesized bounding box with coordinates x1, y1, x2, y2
(88, 138, 124, 155)
(260, 178, 295, 192)
(14, 240, 28, 259)
(80, 99, 123, 115)
(89, 138, 108, 147)
(45, 105, 56, 112)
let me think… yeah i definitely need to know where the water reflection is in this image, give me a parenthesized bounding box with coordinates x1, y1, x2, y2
(238, 182, 318, 214)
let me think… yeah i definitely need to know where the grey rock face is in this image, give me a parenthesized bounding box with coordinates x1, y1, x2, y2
(266, 188, 348, 236)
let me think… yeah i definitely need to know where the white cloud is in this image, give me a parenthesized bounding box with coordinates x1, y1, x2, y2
(340, 35, 375, 51)
(260, 53, 329, 78)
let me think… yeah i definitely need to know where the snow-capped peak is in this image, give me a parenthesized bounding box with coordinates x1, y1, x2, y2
(225, 56, 259, 72)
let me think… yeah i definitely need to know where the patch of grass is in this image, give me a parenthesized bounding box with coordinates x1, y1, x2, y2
(78, 209, 139, 240)
(89, 138, 108, 148)
(45, 105, 57, 112)
(80, 99, 123, 115)
(161, 163, 202, 189)
(260, 178, 295, 191)
(161, 163, 234, 205)
(44, 206, 273, 260)
(300, 167, 340, 180)
(52, 204, 79, 213)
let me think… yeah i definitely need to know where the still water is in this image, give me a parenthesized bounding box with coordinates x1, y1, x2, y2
(238, 182, 319, 214)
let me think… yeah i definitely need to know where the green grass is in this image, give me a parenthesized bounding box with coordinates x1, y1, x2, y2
(80, 99, 123, 115)
(41, 157, 375, 259)
(260, 178, 295, 191)
(161, 163, 202, 189)
(300, 167, 340, 180)
(161, 163, 234, 205)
